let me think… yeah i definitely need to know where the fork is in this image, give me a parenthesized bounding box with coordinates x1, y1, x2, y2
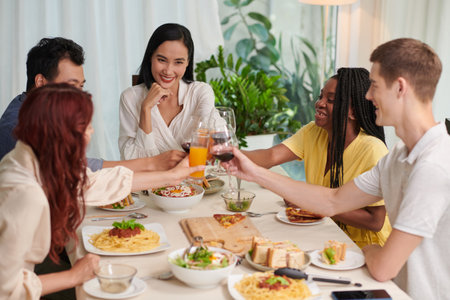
(246, 211, 278, 217)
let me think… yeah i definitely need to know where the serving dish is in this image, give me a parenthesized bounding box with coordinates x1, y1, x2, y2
(245, 252, 311, 272)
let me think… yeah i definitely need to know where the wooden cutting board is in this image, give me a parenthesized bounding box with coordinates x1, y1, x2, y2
(180, 216, 261, 256)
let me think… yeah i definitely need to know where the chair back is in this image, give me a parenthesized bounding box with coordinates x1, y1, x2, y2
(132, 75, 139, 86)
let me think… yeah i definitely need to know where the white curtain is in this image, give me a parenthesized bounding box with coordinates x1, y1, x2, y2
(0, 0, 224, 160)
(336, 0, 450, 148)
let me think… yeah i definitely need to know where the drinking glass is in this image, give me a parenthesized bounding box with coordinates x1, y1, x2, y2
(208, 107, 236, 176)
(188, 130, 210, 183)
(209, 123, 238, 192)
(181, 116, 208, 154)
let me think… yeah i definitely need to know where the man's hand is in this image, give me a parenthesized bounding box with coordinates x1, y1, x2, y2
(147, 150, 187, 171)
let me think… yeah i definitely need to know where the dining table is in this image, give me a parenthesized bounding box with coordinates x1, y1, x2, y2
(68, 166, 411, 300)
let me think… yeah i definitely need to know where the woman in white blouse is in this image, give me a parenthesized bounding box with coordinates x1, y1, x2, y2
(0, 84, 202, 299)
(119, 23, 218, 160)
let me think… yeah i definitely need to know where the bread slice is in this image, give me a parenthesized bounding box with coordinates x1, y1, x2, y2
(268, 247, 287, 268)
(287, 249, 305, 269)
(252, 242, 272, 265)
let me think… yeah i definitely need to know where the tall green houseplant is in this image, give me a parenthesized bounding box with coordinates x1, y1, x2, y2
(220, 0, 335, 125)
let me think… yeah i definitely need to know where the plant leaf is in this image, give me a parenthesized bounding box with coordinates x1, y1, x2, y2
(221, 12, 237, 25)
(248, 12, 272, 30)
(248, 23, 269, 42)
(236, 39, 254, 60)
(223, 22, 239, 40)
(224, 0, 239, 7)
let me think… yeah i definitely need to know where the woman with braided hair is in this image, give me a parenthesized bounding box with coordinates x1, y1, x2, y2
(244, 68, 391, 248)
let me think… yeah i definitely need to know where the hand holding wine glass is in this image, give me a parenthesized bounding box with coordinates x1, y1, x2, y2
(210, 123, 238, 191)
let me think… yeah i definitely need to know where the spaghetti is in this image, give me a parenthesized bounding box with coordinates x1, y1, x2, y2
(89, 228, 160, 253)
(235, 271, 311, 300)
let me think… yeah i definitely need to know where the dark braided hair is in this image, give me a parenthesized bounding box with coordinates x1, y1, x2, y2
(329, 68, 385, 188)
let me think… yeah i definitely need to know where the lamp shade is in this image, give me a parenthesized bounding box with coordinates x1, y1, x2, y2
(298, 0, 357, 5)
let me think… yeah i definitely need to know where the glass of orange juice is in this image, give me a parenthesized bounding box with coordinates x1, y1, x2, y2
(189, 130, 210, 180)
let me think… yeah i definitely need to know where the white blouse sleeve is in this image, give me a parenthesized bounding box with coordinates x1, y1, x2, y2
(0, 186, 46, 300)
(84, 166, 133, 206)
(118, 85, 160, 159)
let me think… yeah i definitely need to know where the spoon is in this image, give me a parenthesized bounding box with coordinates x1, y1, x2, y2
(90, 212, 147, 221)
(246, 211, 278, 217)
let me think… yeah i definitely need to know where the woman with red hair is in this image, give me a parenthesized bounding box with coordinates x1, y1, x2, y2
(0, 83, 202, 299)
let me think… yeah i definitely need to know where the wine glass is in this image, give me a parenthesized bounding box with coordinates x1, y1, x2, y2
(208, 107, 236, 176)
(181, 116, 208, 154)
(216, 106, 236, 132)
(209, 123, 238, 192)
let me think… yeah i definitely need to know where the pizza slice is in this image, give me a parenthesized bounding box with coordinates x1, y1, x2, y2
(213, 213, 246, 228)
(285, 207, 324, 223)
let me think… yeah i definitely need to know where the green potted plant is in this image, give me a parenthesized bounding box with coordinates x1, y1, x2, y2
(196, 46, 300, 148)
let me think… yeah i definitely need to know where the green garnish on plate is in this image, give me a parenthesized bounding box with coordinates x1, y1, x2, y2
(112, 219, 145, 230)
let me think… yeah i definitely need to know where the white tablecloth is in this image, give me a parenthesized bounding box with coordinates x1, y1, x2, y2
(69, 166, 411, 300)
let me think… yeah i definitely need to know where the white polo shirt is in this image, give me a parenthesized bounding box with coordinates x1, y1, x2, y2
(354, 123, 450, 299)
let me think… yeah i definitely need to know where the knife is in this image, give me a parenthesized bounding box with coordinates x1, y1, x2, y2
(274, 267, 362, 287)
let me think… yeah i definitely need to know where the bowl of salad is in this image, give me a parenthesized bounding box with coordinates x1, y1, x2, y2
(168, 246, 237, 289)
(148, 184, 204, 213)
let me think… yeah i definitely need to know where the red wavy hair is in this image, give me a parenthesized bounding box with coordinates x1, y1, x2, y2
(14, 83, 93, 263)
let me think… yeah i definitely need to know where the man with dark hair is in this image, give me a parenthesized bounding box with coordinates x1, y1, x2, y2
(223, 38, 449, 299)
(0, 37, 186, 300)
(0, 37, 186, 170)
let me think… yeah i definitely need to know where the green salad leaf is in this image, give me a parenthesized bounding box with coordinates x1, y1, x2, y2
(325, 247, 336, 264)
(265, 275, 289, 286)
(112, 219, 145, 230)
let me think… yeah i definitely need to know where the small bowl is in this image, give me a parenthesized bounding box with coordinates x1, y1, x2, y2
(204, 179, 225, 195)
(94, 264, 137, 294)
(168, 247, 237, 289)
(221, 190, 255, 212)
(148, 184, 204, 213)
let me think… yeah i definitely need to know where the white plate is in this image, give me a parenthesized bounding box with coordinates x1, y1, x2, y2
(83, 277, 146, 299)
(276, 210, 325, 226)
(245, 252, 311, 272)
(228, 274, 321, 300)
(82, 223, 170, 256)
(310, 250, 365, 270)
(99, 196, 145, 212)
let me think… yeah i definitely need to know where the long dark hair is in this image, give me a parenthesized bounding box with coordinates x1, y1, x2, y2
(329, 68, 385, 188)
(137, 23, 194, 88)
(15, 83, 93, 263)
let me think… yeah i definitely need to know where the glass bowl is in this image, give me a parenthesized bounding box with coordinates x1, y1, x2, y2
(94, 264, 137, 293)
(221, 190, 255, 212)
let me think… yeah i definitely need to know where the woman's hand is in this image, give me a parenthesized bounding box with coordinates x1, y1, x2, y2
(69, 253, 100, 286)
(221, 147, 261, 182)
(139, 83, 172, 134)
(168, 156, 205, 185)
(142, 83, 171, 109)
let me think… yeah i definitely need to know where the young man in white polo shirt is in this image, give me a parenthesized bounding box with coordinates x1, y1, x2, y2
(223, 38, 450, 299)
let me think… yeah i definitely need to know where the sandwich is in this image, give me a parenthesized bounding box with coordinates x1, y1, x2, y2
(251, 237, 272, 265)
(287, 248, 305, 269)
(268, 248, 287, 268)
(250, 236, 305, 269)
(321, 240, 346, 265)
(100, 194, 135, 209)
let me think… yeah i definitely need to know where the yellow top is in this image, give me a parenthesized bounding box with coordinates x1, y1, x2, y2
(283, 122, 392, 248)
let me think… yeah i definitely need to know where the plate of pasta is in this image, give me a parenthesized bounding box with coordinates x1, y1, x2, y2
(228, 272, 321, 300)
(82, 221, 170, 256)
